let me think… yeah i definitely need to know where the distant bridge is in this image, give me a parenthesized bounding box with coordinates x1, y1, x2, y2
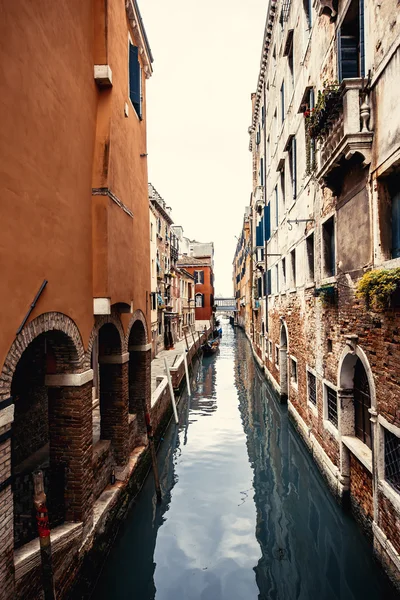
(214, 297, 236, 312)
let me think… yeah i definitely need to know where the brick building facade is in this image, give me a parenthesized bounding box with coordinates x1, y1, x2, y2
(0, 1, 154, 597)
(234, 0, 400, 589)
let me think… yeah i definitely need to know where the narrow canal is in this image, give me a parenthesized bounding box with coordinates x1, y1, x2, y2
(93, 321, 397, 600)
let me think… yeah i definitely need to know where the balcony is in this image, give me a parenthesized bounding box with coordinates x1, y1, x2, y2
(315, 79, 373, 190)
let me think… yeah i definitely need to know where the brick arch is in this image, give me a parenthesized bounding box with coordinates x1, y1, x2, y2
(125, 310, 148, 350)
(0, 312, 85, 401)
(85, 314, 125, 368)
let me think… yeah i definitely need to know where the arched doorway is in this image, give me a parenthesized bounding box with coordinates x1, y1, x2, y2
(128, 316, 150, 450)
(280, 324, 288, 400)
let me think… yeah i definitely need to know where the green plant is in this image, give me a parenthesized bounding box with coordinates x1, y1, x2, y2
(356, 268, 400, 309)
(314, 283, 337, 307)
(304, 80, 341, 144)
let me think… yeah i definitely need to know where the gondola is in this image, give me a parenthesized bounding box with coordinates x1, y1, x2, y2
(201, 337, 220, 356)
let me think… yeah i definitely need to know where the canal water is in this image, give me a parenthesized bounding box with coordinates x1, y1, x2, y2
(93, 321, 397, 600)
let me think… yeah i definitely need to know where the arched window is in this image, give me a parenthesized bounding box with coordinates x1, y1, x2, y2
(195, 293, 204, 308)
(354, 358, 372, 448)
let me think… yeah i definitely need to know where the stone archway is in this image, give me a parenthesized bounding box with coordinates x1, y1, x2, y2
(127, 313, 151, 450)
(279, 322, 289, 400)
(0, 313, 93, 556)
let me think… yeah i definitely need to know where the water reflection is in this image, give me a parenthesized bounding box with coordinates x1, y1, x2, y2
(234, 329, 397, 600)
(92, 323, 396, 600)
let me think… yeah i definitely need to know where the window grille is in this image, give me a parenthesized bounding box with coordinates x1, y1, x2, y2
(326, 386, 338, 427)
(308, 371, 316, 405)
(385, 429, 400, 493)
(281, 0, 292, 22)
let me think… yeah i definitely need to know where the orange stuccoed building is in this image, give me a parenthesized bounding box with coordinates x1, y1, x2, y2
(177, 255, 215, 331)
(0, 1, 154, 598)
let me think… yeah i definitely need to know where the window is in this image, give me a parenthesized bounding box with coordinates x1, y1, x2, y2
(275, 264, 279, 294)
(290, 357, 298, 385)
(195, 293, 204, 308)
(194, 270, 204, 284)
(384, 429, 400, 493)
(282, 257, 286, 287)
(260, 157, 264, 186)
(267, 136, 271, 167)
(308, 371, 317, 405)
(275, 345, 280, 367)
(280, 81, 285, 124)
(338, 0, 365, 81)
(256, 126, 261, 145)
(325, 385, 338, 428)
(151, 259, 155, 278)
(290, 249, 296, 287)
(210, 294, 214, 307)
(303, 0, 312, 29)
(261, 105, 265, 128)
(267, 269, 272, 296)
(287, 36, 294, 87)
(354, 358, 372, 448)
(150, 222, 153, 241)
(327, 338, 333, 353)
(306, 232, 315, 280)
(275, 185, 279, 227)
(322, 217, 335, 277)
(280, 167, 285, 206)
(151, 292, 157, 311)
(288, 137, 297, 199)
(129, 42, 142, 119)
(269, 340, 273, 359)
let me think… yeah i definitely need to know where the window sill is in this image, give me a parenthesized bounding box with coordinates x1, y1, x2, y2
(342, 435, 372, 473)
(323, 419, 339, 440)
(288, 288, 297, 294)
(378, 480, 400, 515)
(320, 275, 337, 286)
(377, 257, 400, 270)
(290, 380, 298, 391)
(305, 281, 316, 290)
(307, 400, 318, 416)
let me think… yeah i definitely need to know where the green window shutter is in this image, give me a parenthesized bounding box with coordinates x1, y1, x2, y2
(129, 43, 142, 119)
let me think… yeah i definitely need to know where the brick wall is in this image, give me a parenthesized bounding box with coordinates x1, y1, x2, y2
(99, 362, 129, 466)
(378, 491, 400, 556)
(349, 454, 373, 535)
(92, 440, 112, 501)
(48, 381, 93, 526)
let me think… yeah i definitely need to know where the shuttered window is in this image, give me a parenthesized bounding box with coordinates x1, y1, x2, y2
(392, 189, 400, 258)
(129, 43, 142, 119)
(338, 0, 365, 81)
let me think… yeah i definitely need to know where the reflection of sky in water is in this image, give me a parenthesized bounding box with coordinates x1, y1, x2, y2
(92, 322, 397, 600)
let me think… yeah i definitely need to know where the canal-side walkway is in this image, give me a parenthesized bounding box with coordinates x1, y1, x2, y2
(93, 321, 398, 600)
(151, 330, 205, 393)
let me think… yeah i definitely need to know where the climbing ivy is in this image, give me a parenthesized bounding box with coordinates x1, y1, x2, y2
(356, 268, 400, 309)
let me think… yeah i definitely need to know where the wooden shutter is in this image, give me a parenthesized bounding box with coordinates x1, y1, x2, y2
(264, 204, 271, 241)
(392, 190, 400, 258)
(292, 137, 297, 199)
(129, 43, 141, 118)
(200, 271, 204, 284)
(359, 0, 365, 77)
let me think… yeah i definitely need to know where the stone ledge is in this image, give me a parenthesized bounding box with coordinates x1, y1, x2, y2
(45, 370, 93, 387)
(342, 435, 373, 473)
(14, 522, 83, 580)
(98, 353, 129, 364)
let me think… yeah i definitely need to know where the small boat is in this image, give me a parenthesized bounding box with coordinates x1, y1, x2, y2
(202, 337, 220, 356)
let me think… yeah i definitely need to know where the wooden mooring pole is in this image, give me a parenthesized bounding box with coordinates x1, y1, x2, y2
(183, 352, 191, 397)
(164, 358, 179, 424)
(33, 470, 56, 600)
(145, 412, 162, 502)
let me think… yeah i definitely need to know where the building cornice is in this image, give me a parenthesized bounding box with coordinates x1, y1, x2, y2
(125, 0, 154, 79)
(248, 0, 278, 142)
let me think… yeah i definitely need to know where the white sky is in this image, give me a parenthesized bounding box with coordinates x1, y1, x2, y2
(140, 0, 267, 296)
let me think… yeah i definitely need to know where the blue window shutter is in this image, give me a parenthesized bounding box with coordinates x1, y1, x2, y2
(267, 270, 272, 295)
(129, 43, 142, 118)
(392, 191, 400, 258)
(359, 0, 365, 77)
(292, 137, 297, 199)
(264, 204, 271, 241)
